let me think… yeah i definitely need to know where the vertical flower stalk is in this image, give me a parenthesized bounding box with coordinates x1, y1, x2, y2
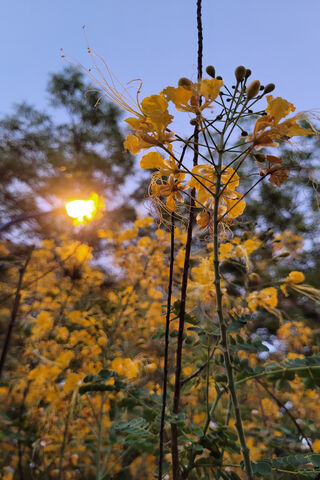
(170, 2, 203, 475)
(212, 137, 254, 480)
(158, 215, 175, 480)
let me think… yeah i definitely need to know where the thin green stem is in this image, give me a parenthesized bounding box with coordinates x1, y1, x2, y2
(101, 446, 132, 479)
(96, 392, 105, 480)
(212, 132, 253, 480)
(58, 399, 72, 480)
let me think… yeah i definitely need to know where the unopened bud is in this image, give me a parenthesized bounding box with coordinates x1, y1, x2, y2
(249, 273, 260, 283)
(235, 65, 246, 82)
(264, 83, 275, 94)
(206, 65, 215, 78)
(190, 118, 198, 126)
(245, 69, 252, 79)
(246, 80, 261, 100)
(216, 75, 223, 80)
(278, 251, 290, 258)
(178, 77, 192, 89)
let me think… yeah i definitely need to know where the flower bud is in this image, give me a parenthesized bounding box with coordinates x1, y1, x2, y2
(190, 118, 198, 126)
(264, 83, 275, 94)
(235, 65, 246, 82)
(206, 65, 215, 78)
(178, 77, 193, 89)
(246, 80, 261, 100)
(245, 69, 252, 79)
(216, 75, 223, 80)
(278, 251, 290, 258)
(249, 273, 260, 283)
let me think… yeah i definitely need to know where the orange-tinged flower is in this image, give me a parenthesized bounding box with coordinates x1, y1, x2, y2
(190, 164, 239, 194)
(250, 95, 314, 149)
(139, 151, 180, 177)
(190, 165, 245, 228)
(152, 174, 188, 212)
(123, 93, 174, 153)
(163, 77, 223, 114)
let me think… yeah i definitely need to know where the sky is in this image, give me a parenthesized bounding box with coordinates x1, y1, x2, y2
(1, 0, 320, 122)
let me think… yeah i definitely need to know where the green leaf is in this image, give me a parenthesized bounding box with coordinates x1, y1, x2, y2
(236, 354, 320, 387)
(252, 461, 272, 476)
(79, 384, 114, 395)
(310, 454, 320, 467)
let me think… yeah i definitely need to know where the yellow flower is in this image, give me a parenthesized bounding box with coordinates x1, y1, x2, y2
(140, 152, 179, 179)
(152, 174, 188, 212)
(163, 77, 223, 114)
(280, 271, 305, 296)
(250, 96, 314, 149)
(111, 357, 140, 379)
(124, 93, 174, 153)
(63, 373, 82, 393)
(31, 312, 54, 340)
(243, 237, 262, 254)
(56, 350, 74, 369)
(247, 287, 279, 316)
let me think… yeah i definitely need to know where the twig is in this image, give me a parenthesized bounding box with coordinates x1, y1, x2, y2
(58, 398, 72, 480)
(96, 392, 105, 480)
(158, 215, 175, 480)
(180, 337, 220, 386)
(256, 378, 313, 451)
(0, 246, 34, 377)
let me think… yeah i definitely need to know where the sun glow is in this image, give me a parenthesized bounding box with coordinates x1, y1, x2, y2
(65, 193, 101, 225)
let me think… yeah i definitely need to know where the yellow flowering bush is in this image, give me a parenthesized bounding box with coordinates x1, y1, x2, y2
(1, 2, 320, 480)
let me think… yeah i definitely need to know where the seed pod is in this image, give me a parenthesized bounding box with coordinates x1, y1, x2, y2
(246, 80, 261, 100)
(206, 65, 215, 78)
(235, 65, 246, 82)
(245, 69, 252, 79)
(253, 153, 266, 162)
(178, 77, 193, 89)
(264, 83, 275, 94)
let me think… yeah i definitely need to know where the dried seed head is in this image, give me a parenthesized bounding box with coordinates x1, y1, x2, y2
(235, 65, 246, 82)
(264, 83, 275, 94)
(206, 65, 215, 78)
(245, 69, 252, 79)
(246, 80, 261, 100)
(178, 77, 193, 89)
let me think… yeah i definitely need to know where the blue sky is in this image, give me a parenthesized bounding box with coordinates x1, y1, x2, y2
(1, 0, 320, 121)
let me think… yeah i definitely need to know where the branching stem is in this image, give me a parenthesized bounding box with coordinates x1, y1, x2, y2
(212, 133, 254, 480)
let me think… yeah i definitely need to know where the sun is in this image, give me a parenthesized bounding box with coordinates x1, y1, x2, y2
(65, 193, 101, 225)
